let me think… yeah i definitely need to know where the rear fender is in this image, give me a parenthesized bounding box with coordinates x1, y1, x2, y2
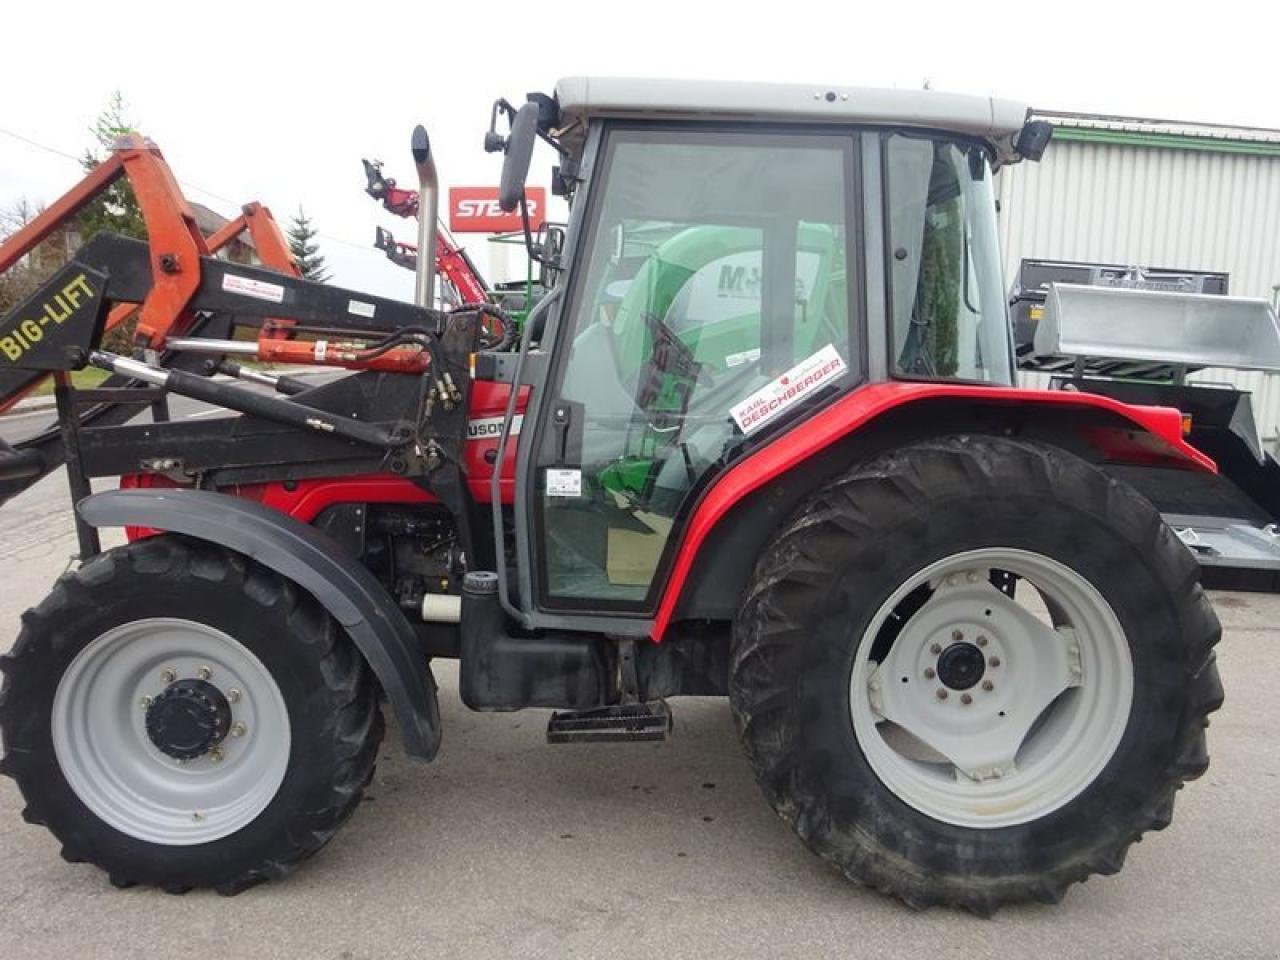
(78, 488, 441, 760)
(654, 382, 1215, 638)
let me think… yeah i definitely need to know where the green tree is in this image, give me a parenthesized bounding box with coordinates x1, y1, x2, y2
(78, 91, 147, 243)
(77, 92, 147, 352)
(287, 207, 330, 282)
(919, 196, 962, 377)
(0, 94, 146, 353)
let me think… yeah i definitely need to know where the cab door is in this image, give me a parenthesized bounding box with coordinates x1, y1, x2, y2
(524, 125, 862, 618)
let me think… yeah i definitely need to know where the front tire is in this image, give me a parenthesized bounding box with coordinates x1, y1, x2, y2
(731, 435, 1223, 912)
(0, 534, 384, 894)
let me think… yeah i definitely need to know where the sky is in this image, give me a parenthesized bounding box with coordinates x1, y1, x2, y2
(3, 0, 1278, 299)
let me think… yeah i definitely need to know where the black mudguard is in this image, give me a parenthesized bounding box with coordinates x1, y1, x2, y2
(77, 488, 441, 760)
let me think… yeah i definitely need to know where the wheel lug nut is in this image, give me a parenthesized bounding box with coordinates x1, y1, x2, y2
(138, 695, 152, 709)
(951, 629, 963, 643)
(227, 688, 242, 704)
(923, 667, 936, 679)
(930, 643, 942, 655)
(989, 657, 1001, 668)
(160, 668, 176, 684)
(197, 665, 213, 681)
(936, 689, 948, 701)
(982, 680, 994, 692)
(976, 635, 988, 647)
(960, 693, 973, 705)
(209, 747, 224, 763)
(231, 722, 247, 738)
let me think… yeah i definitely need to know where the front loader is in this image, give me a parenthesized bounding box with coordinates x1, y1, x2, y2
(0, 80, 1222, 912)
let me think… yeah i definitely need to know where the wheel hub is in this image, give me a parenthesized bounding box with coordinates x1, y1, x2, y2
(936, 641, 985, 690)
(853, 550, 1133, 828)
(144, 678, 232, 760)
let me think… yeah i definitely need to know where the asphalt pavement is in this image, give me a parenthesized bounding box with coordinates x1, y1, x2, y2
(0, 401, 1277, 959)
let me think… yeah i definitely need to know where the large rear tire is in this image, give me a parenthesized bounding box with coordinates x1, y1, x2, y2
(731, 435, 1223, 912)
(0, 534, 384, 894)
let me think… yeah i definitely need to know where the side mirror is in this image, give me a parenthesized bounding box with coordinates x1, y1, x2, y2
(536, 222, 567, 289)
(498, 101, 540, 213)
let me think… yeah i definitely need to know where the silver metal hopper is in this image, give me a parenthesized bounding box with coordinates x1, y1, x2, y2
(1036, 283, 1280, 373)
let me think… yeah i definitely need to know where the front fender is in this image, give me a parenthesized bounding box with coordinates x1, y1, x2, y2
(78, 488, 441, 760)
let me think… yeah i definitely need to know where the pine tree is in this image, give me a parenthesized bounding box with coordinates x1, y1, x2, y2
(78, 92, 147, 243)
(73, 93, 148, 352)
(288, 208, 330, 282)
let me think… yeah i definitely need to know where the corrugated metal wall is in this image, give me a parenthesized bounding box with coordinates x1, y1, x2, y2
(996, 139, 1280, 446)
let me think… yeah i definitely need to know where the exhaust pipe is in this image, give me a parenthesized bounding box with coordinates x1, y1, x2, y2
(411, 125, 439, 309)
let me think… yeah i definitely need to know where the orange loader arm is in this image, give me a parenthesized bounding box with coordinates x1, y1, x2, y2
(0, 141, 302, 413)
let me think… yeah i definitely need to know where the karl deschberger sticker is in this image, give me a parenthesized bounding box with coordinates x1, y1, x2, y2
(729, 344, 846, 434)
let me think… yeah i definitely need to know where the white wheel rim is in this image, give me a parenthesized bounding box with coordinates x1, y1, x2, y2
(849, 548, 1133, 829)
(52, 618, 291, 845)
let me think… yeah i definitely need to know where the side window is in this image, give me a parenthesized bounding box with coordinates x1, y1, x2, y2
(537, 130, 857, 608)
(885, 134, 1012, 384)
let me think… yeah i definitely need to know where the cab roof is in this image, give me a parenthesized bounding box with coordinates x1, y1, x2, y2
(554, 77, 1033, 164)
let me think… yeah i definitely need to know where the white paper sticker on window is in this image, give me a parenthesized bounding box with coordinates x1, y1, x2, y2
(348, 299, 376, 319)
(724, 347, 761, 369)
(729, 343, 846, 435)
(222, 273, 285, 304)
(546, 468, 582, 498)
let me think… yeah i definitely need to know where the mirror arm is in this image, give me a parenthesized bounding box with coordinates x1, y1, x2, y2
(535, 129, 569, 159)
(519, 196, 546, 266)
(485, 99, 519, 154)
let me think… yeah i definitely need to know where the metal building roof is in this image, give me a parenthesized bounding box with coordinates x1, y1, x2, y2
(1035, 111, 1280, 157)
(554, 77, 1032, 162)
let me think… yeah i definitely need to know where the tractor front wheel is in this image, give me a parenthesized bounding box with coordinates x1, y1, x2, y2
(0, 534, 383, 894)
(731, 435, 1223, 912)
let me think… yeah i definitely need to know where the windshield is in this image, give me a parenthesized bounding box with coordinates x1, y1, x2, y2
(885, 134, 1013, 385)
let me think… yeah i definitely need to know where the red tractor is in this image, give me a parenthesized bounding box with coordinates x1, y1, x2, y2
(0, 80, 1222, 912)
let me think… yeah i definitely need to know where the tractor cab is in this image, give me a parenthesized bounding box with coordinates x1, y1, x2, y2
(487, 78, 1044, 620)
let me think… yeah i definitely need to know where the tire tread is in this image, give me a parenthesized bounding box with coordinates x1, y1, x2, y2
(0, 535, 384, 894)
(731, 435, 1222, 912)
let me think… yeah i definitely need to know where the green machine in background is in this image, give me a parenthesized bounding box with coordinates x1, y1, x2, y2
(584, 221, 847, 508)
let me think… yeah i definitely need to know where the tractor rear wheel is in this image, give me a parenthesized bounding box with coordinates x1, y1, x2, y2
(0, 534, 383, 894)
(731, 435, 1223, 912)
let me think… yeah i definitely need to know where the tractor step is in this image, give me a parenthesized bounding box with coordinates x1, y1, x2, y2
(546, 701, 672, 744)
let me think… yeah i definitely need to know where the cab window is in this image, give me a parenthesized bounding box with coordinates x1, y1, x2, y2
(536, 129, 858, 608)
(885, 133, 1012, 384)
